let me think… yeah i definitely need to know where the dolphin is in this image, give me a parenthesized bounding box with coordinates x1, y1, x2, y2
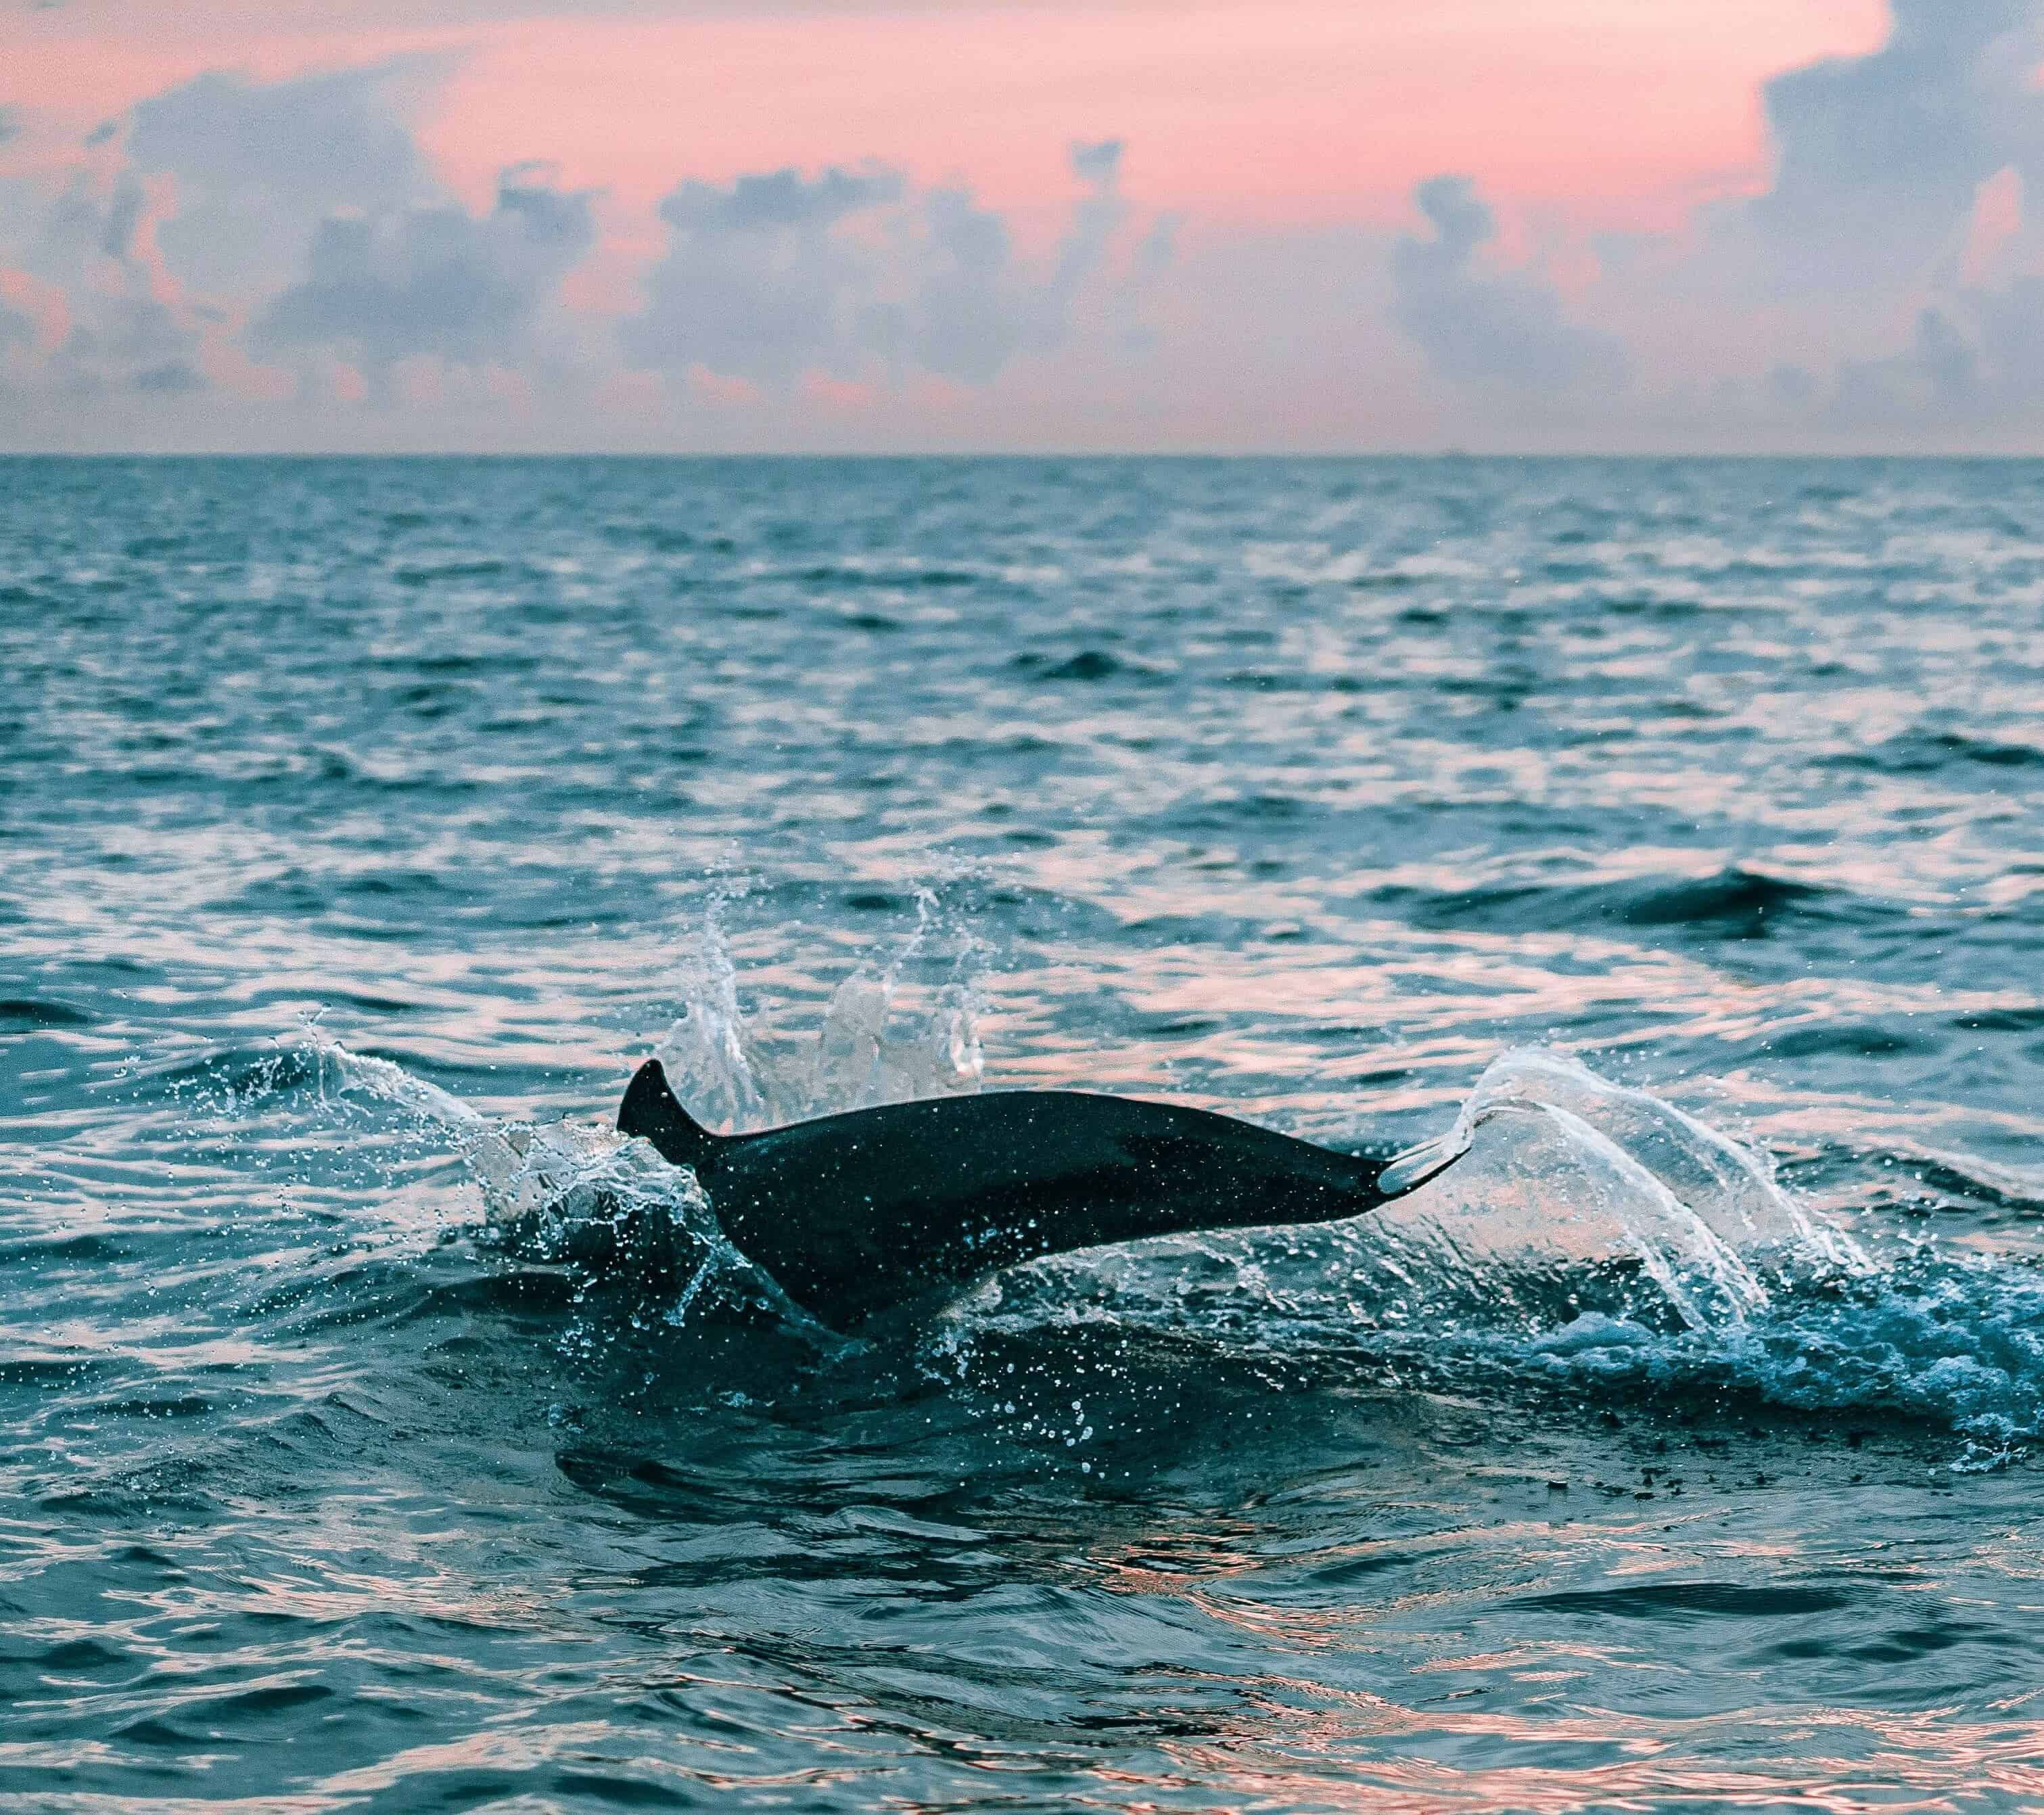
(616, 1059, 1468, 1326)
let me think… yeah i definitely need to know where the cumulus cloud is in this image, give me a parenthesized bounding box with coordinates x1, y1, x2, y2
(1378, 2, 2044, 442)
(1744, 0, 2044, 294)
(7, 1, 2044, 450)
(1390, 175, 1626, 397)
(1687, 0, 2044, 434)
(0, 61, 457, 409)
(252, 164, 596, 375)
(620, 163, 900, 382)
(0, 57, 603, 422)
(0, 154, 208, 399)
(126, 59, 446, 291)
(623, 139, 1148, 387)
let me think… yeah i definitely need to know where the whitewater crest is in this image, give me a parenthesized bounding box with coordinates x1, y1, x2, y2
(1369, 1047, 1872, 1333)
(1326, 1053, 2044, 1466)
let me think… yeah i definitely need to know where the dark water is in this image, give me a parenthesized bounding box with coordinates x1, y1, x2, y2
(5, 456, 2044, 1812)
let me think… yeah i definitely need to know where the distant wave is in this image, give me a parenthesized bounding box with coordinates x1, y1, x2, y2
(1380, 865, 1851, 941)
(1833, 728, 2044, 777)
(1013, 648, 1165, 684)
(0, 996, 95, 1030)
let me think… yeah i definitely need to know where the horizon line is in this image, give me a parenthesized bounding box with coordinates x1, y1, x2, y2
(7, 447, 2044, 461)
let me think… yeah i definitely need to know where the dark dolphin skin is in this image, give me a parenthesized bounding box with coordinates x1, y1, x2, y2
(618, 1059, 1464, 1325)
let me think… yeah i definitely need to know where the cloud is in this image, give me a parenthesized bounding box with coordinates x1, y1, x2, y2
(1390, 175, 1626, 398)
(620, 164, 898, 382)
(0, 55, 603, 426)
(7, 6, 2043, 451)
(623, 141, 1148, 388)
(1661, 0, 2044, 435)
(1764, 281, 2044, 436)
(125, 58, 449, 292)
(0, 154, 207, 399)
(884, 185, 1027, 384)
(132, 358, 206, 394)
(1743, 0, 2044, 294)
(1374, 3, 2044, 442)
(1069, 138, 1122, 187)
(0, 58, 472, 412)
(49, 292, 204, 396)
(99, 175, 145, 261)
(1048, 139, 1127, 307)
(126, 60, 440, 212)
(659, 164, 904, 235)
(23, 170, 141, 284)
(252, 164, 596, 375)
(1824, 306, 1976, 428)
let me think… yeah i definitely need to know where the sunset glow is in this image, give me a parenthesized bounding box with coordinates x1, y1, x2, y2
(3, 0, 2035, 451)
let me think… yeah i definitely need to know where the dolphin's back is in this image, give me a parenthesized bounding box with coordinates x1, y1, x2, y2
(618, 1059, 1406, 1325)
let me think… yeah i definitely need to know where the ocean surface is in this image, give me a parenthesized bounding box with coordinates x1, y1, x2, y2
(5, 455, 2044, 1813)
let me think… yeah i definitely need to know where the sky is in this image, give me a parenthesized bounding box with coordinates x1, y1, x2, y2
(2, 0, 2041, 452)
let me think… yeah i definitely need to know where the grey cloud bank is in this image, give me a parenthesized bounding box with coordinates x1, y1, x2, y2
(1745, 0, 2043, 294)
(621, 141, 1136, 388)
(253, 167, 597, 375)
(1, 3, 2043, 449)
(1391, 175, 1626, 401)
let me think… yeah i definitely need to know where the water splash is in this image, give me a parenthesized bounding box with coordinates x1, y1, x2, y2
(299, 1021, 737, 1304)
(933, 1047, 2044, 1465)
(653, 887, 769, 1131)
(274, 890, 992, 1337)
(283, 1009, 2043, 1462)
(655, 883, 987, 1126)
(1451, 1049, 1867, 1278)
(808, 886, 985, 1111)
(1366, 1048, 1873, 1334)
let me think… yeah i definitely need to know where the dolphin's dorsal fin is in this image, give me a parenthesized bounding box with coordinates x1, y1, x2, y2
(618, 1059, 721, 1170)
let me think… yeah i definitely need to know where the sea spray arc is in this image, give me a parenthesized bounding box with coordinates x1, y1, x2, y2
(617, 1058, 1468, 1325)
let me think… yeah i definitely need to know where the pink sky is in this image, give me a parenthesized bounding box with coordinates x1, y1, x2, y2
(9, 0, 2039, 452)
(14, 1, 1887, 233)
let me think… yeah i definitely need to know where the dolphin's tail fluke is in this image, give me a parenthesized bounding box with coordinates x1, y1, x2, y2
(1373, 1122, 1474, 1197)
(618, 1059, 722, 1171)
(1371, 1099, 1533, 1197)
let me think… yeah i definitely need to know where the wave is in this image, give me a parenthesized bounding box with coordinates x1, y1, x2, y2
(1832, 727, 2044, 778)
(1381, 865, 1861, 942)
(0, 996, 95, 1030)
(796, 561, 987, 589)
(1012, 649, 1166, 684)
(269, 919, 2043, 1467)
(939, 1049, 2044, 1466)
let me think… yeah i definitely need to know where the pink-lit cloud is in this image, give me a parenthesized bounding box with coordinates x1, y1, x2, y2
(3, 0, 2041, 451)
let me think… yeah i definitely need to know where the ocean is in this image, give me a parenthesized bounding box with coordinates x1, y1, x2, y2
(5, 454, 2043, 1811)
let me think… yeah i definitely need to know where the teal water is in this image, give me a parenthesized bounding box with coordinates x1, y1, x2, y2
(5, 457, 2044, 1811)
